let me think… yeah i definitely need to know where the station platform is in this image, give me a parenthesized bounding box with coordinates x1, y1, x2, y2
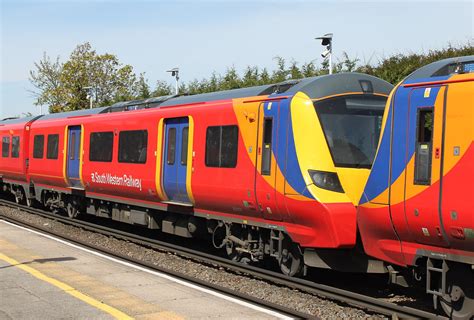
(0, 220, 283, 319)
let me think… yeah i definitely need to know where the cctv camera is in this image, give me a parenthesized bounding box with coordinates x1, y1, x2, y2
(321, 49, 330, 58)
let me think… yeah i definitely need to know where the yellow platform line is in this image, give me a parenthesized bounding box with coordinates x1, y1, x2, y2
(0, 252, 133, 320)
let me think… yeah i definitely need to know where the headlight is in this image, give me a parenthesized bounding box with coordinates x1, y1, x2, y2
(308, 170, 344, 193)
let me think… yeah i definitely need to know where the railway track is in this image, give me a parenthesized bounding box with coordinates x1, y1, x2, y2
(0, 199, 447, 319)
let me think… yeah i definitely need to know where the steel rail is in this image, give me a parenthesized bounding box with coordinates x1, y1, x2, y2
(0, 199, 447, 319)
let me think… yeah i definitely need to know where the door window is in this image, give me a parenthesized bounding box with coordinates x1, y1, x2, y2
(167, 128, 176, 165)
(69, 132, 76, 160)
(181, 127, 189, 165)
(414, 108, 434, 185)
(261, 118, 273, 175)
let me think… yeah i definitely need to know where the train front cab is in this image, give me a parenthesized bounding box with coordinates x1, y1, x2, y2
(267, 73, 394, 273)
(358, 56, 474, 318)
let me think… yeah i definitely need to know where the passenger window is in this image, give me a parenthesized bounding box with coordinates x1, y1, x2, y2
(33, 135, 45, 159)
(261, 118, 273, 175)
(2, 136, 10, 158)
(47, 134, 59, 159)
(205, 126, 220, 167)
(118, 130, 148, 164)
(167, 128, 176, 165)
(181, 127, 189, 165)
(11, 136, 20, 158)
(414, 108, 433, 185)
(90, 132, 113, 162)
(69, 132, 76, 160)
(205, 125, 238, 168)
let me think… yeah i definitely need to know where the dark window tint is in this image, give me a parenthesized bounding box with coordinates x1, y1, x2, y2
(261, 118, 273, 175)
(181, 127, 189, 165)
(166, 128, 176, 165)
(33, 135, 45, 159)
(69, 132, 76, 160)
(220, 126, 238, 167)
(432, 61, 474, 76)
(205, 126, 220, 167)
(315, 95, 386, 169)
(2, 136, 10, 158)
(414, 108, 433, 185)
(11, 136, 20, 158)
(205, 125, 238, 168)
(90, 132, 113, 162)
(47, 134, 59, 159)
(118, 130, 148, 164)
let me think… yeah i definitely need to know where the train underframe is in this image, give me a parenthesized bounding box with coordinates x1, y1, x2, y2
(1, 181, 473, 318)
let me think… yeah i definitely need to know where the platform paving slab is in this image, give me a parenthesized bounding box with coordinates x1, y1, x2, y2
(0, 220, 280, 319)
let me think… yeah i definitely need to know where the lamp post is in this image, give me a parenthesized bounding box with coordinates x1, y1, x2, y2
(84, 86, 94, 109)
(167, 68, 180, 95)
(315, 33, 333, 75)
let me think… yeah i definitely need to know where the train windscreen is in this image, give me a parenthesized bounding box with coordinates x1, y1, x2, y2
(314, 95, 387, 169)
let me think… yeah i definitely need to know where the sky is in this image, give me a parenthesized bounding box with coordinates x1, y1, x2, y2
(1, 0, 473, 118)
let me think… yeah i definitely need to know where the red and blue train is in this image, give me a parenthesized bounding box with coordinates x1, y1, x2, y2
(359, 56, 474, 317)
(1, 57, 473, 317)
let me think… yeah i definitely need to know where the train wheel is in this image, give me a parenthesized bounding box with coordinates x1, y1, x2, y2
(279, 240, 304, 277)
(66, 203, 79, 219)
(25, 195, 34, 207)
(439, 264, 474, 319)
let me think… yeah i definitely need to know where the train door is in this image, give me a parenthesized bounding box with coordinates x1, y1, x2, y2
(67, 125, 83, 188)
(162, 118, 191, 204)
(255, 101, 283, 221)
(403, 86, 449, 247)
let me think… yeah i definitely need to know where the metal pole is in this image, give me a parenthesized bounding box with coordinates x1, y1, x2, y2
(167, 68, 180, 95)
(329, 45, 333, 75)
(90, 89, 93, 109)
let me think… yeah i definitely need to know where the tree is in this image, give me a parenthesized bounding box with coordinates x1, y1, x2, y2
(152, 80, 173, 96)
(29, 53, 64, 110)
(357, 43, 474, 84)
(30, 42, 141, 113)
(136, 73, 151, 99)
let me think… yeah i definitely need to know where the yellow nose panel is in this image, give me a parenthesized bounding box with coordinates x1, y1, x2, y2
(336, 167, 371, 205)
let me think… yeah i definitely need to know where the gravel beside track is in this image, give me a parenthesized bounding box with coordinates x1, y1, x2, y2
(0, 204, 388, 319)
(0, 200, 448, 319)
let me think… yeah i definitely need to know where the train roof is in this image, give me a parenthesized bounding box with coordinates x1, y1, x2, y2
(284, 72, 393, 99)
(158, 85, 272, 107)
(21, 72, 394, 123)
(0, 115, 41, 126)
(405, 55, 474, 81)
(37, 106, 109, 120)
